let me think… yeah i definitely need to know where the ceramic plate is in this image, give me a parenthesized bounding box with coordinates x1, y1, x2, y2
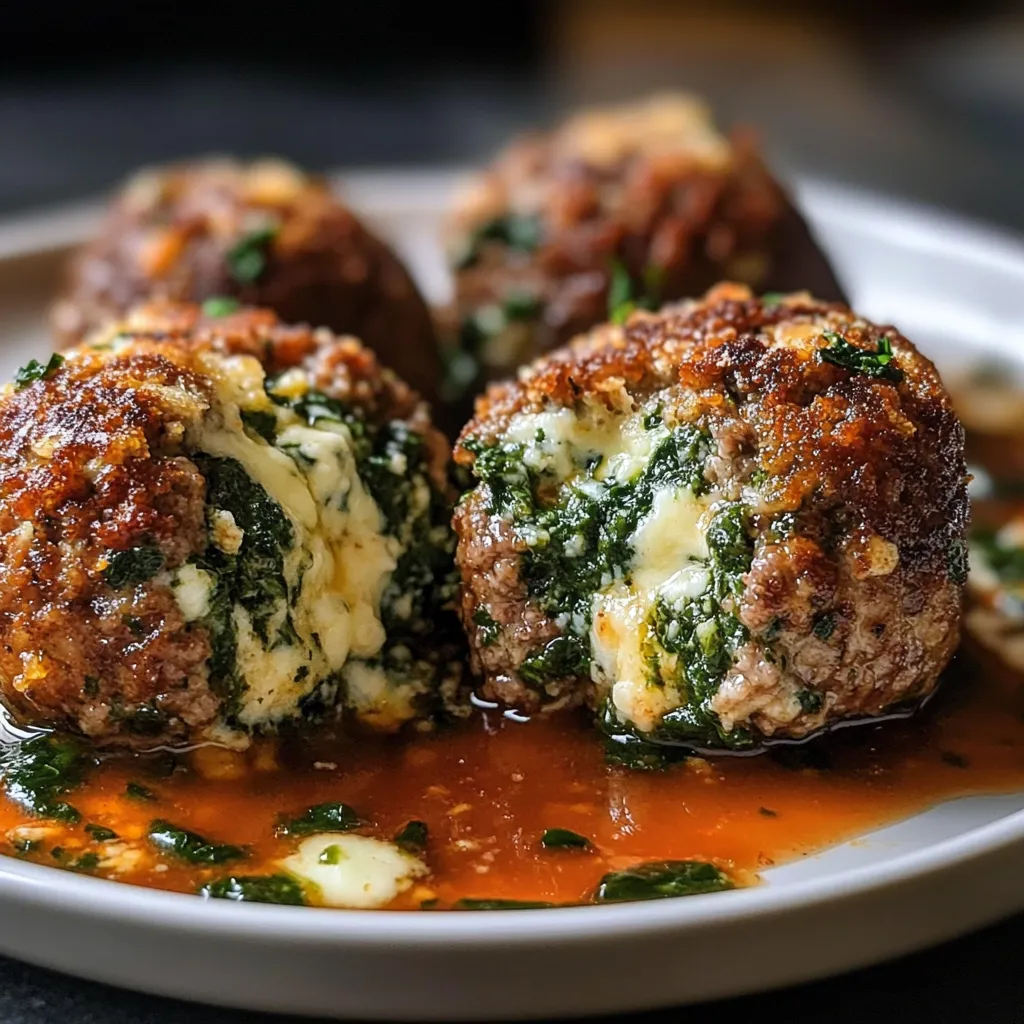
(0, 171, 1022, 1020)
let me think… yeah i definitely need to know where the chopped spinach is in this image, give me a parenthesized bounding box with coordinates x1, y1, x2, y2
(0, 735, 87, 822)
(148, 820, 247, 864)
(796, 689, 824, 714)
(453, 898, 556, 911)
(276, 390, 463, 704)
(452, 213, 543, 270)
(394, 820, 429, 852)
(192, 455, 295, 703)
(70, 852, 100, 873)
(519, 635, 588, 686)
(201, 296, 241, 318)
(104, 544, 165, 590)
(318, 843, 343, 865)
(226, 224, 278, 284)
(540, 828, 590, 850)
(199, 873, 306, 905)
(761, 292, 785, 307)
(125, 781, 157, 802)
(947, 539, 969, 586)
(467, 421, 756, 749)
(642, 502, 756, 750)
(84, 824, 118, 842)
(240, 409, 278, 444)
(608, 259, 660, 324)
(122, 704, 168, 737)
(819, 332, 904, 383)
(458, 292, 542, 360)
(812, 612, 837, 641)
(275, 802, 361, 837)
(472, 608, 502, 647)
(14, 353, 64, 390)
(594, 860, 734, 902)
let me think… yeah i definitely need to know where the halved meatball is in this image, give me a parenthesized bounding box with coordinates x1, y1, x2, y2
(0, 302, 463, 748)
(444, 93, 845, 402)
(454, 284, 968, 750)
(51, 159, 441, 404)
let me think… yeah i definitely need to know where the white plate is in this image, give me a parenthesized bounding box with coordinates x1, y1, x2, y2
(0, 171, 1022, 1021)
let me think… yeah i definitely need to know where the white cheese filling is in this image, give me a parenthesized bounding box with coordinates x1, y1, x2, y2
(280, 833, 428, 909)
(592, 487, 713, 732)
(505, 399, 723, 734)
(179, 352, 410, 733)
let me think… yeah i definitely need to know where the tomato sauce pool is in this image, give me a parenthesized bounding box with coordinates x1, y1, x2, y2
(2, 649, 1024, 909)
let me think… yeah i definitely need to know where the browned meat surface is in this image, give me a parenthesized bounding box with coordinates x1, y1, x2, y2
(453, 283, 967, 748)
(443, 94, 845, 411)
(51, 159, 442, 405)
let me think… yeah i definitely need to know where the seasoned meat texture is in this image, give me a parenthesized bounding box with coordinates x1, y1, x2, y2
(444, 94, 845, 406)
(51, 159, 441, 404)
(453, 283, 968, 749)
(0, 302, 462, 748)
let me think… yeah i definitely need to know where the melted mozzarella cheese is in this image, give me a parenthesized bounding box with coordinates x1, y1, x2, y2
(504, 400, 663, 485)
(281, 833, 428, 909)
(189, 353, 403, 733)
(591, 487, 713, 732)
(166, 564, 214, 622)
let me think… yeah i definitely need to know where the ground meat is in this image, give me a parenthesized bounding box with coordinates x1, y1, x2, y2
(453, 283, 968, 748)
(51, 159, 442, 405)
(0, 302, 459, 748)
(443, 94, 846, 412)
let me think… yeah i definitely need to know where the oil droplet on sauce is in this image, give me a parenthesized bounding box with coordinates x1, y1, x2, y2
(3, 650, 1024, 908)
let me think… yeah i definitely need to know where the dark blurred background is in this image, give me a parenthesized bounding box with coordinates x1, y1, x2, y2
(1, 0, 1024, 228)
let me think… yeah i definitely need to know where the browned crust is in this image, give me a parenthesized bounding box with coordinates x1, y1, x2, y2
(447, 107, 846, 381)
(454, 284, 968, 736)
(51, 159, 441, 404)
(0, 302, 450, 744)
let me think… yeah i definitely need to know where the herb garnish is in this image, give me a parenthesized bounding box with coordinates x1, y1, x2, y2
(812, 612, 836, 641)
(318, 844, 343, 865)
(148, 820, 247, 864)
(125, 781, 157, 802)
(103, 544, 165, 590)
(472, 608, 502, 647)
(540, 828, 591, 850)
(199, 874, 306, 905)
(519, 635, 589, 687)
(594, 860, 734, 902)
(0, 734, 86, 822)
(14, 353, 64, 390)
(818, 333, 904, 383)
(394, 820, 429, 853)
(226, 224, 278, 284)
(608, 260, 661, 324)
(453, 213, 543, 270)
(201, 296, 241, 318)
(84, 824, 118, 842)
(275, 802, 361, 837)
(240, 409, 278, 444)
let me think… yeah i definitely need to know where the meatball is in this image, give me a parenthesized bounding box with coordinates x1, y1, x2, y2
(51, 158, 441, 404)
(453, 284, 968, 750)
(444, 93, 846, 402)
(0, 302, 463, 748)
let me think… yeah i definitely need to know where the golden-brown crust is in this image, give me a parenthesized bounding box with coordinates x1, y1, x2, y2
(0, 302, 451, 745)
(454, 284, 968, 738)
(51, 159, 442, 404)
(446, 95, 845, 390)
